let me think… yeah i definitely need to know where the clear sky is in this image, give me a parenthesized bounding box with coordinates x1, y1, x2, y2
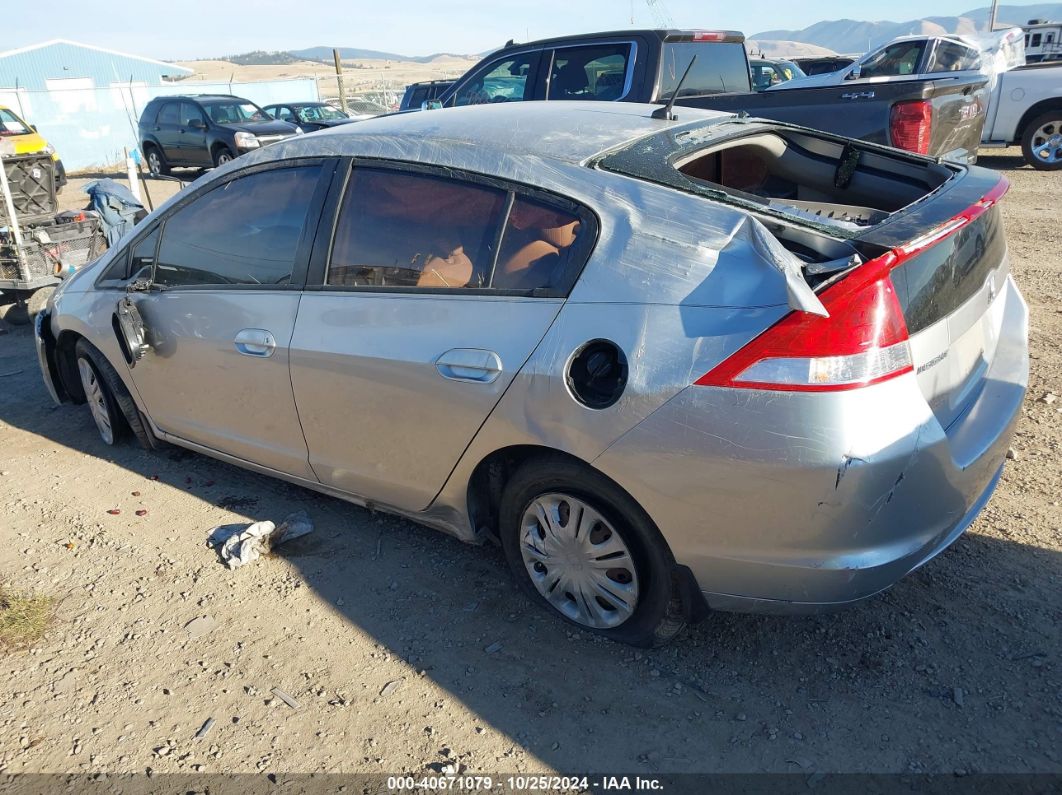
(3, 1, 1025, 59)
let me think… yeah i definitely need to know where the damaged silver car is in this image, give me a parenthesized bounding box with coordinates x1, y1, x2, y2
(36, 102, 1028, 646)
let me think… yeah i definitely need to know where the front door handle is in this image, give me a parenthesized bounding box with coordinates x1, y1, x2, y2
(234, 328, 276, 358)
(435, 348, 502, 383)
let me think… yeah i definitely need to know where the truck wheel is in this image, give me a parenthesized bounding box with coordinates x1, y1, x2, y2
(3, 287, 54, 326)
(1021, 112, 1062, 171)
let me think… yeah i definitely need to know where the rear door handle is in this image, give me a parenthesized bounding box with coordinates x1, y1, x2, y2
(234, 328, 276, 358)
(435, 348, 502, 383)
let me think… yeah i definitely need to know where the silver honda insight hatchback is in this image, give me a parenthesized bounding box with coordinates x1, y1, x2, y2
(37, 102, 1027, 646)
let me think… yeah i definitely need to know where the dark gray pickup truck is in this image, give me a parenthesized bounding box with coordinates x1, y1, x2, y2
(430, 29, 989, 161)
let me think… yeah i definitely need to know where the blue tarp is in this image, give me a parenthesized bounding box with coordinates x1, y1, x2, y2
(83, 178, 143, 246)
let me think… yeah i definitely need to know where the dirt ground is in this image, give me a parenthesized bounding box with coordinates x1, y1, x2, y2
(0, 149, 1059, 780)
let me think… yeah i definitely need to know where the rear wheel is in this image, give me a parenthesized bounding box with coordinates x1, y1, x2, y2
(145, 146, 169, 177)
(499, 457, 686, 647)
(213, 147, 236, 167)
(1021, 112, 1062, 171)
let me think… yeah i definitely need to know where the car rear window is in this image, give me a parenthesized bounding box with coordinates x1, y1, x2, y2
(327, 166, 592, 294)
(659, 42, 751, 98)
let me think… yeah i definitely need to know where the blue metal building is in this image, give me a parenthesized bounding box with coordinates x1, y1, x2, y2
(0, 39, 192, 90)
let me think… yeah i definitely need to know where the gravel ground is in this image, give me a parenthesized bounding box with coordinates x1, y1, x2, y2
(0, 150, 1059, 778)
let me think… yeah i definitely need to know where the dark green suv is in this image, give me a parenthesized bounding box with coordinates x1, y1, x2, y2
(138, 94, 302, 175)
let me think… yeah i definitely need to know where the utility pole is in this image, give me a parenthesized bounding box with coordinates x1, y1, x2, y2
(332, 48, 349, 114)
(989, 0, 1000, 31)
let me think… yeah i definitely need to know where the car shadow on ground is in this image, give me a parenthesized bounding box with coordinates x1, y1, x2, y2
(0, 328, 1058, 775)
(977, 153, 1031, 172)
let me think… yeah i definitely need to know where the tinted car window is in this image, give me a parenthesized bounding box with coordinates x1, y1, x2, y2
(926, 41, 981, 72)
(156, 102, 179, 126)
(453, 52, 541, 106)
(859, 42, 926, 78)
(178, 102, 205, 126)
(659, 42, 750, 98)
(493, 197, 585, 291)
(329, 168, 507, 288)
(203, 101, 269, 124)
(155, 166, 321, 287)
(548, 44, 631, 101)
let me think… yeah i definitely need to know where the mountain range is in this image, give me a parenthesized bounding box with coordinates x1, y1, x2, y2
(750, 3, 1061, 55)
(219, 4, 1062, 65)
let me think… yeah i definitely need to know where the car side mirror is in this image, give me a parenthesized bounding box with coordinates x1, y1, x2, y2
(846, 65, 862, 80)
(30, 124, 38, 132)
(189, 118, 206, 130)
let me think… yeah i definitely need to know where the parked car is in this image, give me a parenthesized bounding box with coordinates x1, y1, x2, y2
(399, 79, 455, 111)
(768, 35, 984, 89)
(37, 102, 1026, 646)
(0, 104, 66, 189)
(138, 94, 301, 175)
(426, 29, 990, 161)
(749, 58, 806, 90)
(790, 55, 856, 75)
(979, 60, 1062, 169)
(264, 101, 357, 131)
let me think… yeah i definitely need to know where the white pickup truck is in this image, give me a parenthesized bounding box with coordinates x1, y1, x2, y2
(980, 61, 1062, 170)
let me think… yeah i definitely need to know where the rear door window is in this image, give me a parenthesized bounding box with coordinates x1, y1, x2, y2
(548, 44, 632, 101)
(452, 52, 542, 105)
(659, 41, 751, 97)
(326, 166, 591, 294)
(927, 41, 982, 72)
(154, 165, 321, 287)
(156, 102, 179, 126)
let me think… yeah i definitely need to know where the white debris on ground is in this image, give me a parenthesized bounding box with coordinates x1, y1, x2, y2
(207, 510, 314, 568)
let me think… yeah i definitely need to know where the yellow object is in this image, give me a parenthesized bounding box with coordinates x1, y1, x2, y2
(0, 105, 61, 164)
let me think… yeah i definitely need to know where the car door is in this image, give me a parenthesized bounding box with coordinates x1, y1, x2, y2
(289, 161, 595, 512)
(177, 101, 211, 167)
(153, 101, 182, 163)
(121, 159, 336, 477)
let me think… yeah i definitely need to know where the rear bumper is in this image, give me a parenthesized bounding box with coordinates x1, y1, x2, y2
(594, 276, 1028, 614)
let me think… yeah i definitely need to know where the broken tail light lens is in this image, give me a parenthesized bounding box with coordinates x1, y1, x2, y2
(890, 100, 933, 155)
(695, 260, 912, 392)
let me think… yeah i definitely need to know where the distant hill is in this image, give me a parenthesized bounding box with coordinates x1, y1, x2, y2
(222, 50, 302, 66)
(288, 46, 470, 64)
(753, 3, 1062, 54)
(746, 40, 838, 59)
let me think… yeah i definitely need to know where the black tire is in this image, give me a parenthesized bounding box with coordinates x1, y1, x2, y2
(1021, 111, 1062, 171)
(74, 339, 161, 450)
(144, 145, 170, 177)
(213, 147, 236, 168)
(499, 457, 686, 647)
(3, 287, 54, 326)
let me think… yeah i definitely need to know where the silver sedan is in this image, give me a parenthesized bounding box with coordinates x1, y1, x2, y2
(37, 102, 1027, 646)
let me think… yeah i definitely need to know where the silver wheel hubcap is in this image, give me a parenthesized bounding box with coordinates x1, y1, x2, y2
(519, 493, 639, 629)
(148, 153, 160, 174)
(78, 358, 114, 444)
(218, 153, 231, 164)
(1031, 121, 1062, 164)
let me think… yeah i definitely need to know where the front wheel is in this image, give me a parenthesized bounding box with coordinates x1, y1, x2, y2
(213, 148, 236, 167)
(1021, 112, 1062, 171)
(499, 458, 686, 647)
(75, 341, 124, 445)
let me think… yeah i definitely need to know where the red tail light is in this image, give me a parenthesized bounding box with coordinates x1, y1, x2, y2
(695, 176, 1009, 393)
(695, 255, 911, 392)
(890, 100, 933, 155)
